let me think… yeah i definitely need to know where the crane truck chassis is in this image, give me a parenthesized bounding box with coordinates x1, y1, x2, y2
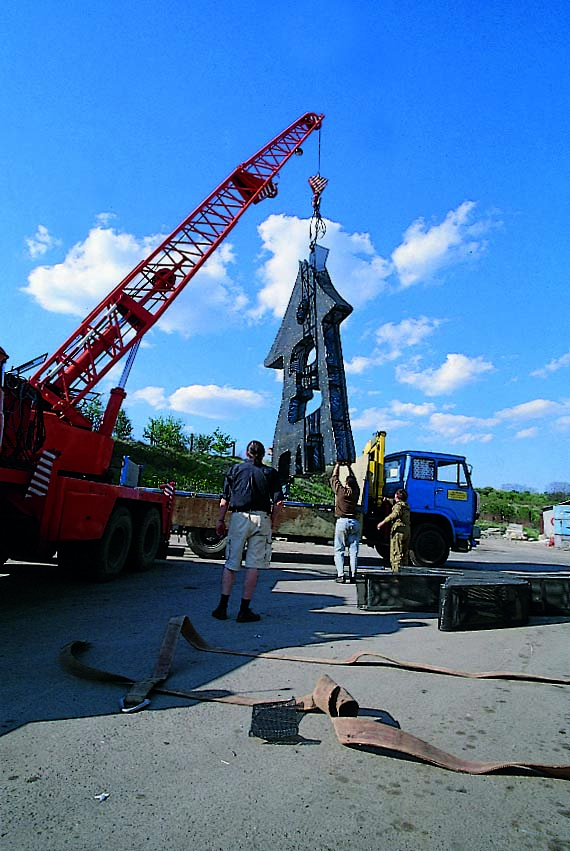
(173, 432, 480, 568)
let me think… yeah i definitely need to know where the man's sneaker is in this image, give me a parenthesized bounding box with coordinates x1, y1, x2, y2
(211, 607, 227, 620)
(236, 609, 261, 623)
(335, 576, 345, 584)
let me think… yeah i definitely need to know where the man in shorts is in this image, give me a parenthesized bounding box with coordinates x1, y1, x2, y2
(212, 440, 284, 622)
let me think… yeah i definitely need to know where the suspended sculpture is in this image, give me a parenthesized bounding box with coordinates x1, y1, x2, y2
(265, 175, 355, 482)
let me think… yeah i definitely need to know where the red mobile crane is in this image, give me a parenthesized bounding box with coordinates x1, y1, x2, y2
(0, 113, 324, 580)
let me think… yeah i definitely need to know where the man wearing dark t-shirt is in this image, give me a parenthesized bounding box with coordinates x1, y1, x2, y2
(212, 440, 284, 622)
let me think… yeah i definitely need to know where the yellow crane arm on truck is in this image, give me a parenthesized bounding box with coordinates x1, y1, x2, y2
(350, 430, 386, 511)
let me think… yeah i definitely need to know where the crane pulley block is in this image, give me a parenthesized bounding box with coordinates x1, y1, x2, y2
(232, 168, 278, 204)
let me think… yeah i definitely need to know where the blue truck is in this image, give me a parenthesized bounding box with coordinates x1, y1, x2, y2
(173, 430, 480, 568)
(359, 432, 480, 567)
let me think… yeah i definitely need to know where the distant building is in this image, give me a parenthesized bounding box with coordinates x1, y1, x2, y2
(541, 501, 570, 548)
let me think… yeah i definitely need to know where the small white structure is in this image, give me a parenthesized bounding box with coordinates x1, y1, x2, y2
(542, 502, 570, 548)
(554, 504, 570, 550)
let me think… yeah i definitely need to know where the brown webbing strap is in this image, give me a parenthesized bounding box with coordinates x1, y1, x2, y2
(297, 675, 570, 778)
(181, 614, 570, 685)
(60, 616, 570, 779)
(121, 617, 186, 709)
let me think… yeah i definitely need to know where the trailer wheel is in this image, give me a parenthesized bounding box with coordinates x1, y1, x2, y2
(410, 524, 449, 567)
(187, 528, 227, 559)
(91, 506, 133, 581)
(127, 508, 161, 571)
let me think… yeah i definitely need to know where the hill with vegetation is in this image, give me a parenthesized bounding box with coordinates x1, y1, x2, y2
(112, 440, 234, 494)
(112, 439, 332, 502)
(113, 440, 567, 539)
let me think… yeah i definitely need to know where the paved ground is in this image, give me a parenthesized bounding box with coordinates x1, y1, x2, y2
(1, 538, 569, 851)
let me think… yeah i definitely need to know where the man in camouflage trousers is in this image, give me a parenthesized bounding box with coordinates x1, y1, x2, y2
(376, 488, 411, 572)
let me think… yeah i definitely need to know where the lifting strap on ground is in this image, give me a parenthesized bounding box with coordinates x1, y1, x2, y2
(60, 615, 570, 779)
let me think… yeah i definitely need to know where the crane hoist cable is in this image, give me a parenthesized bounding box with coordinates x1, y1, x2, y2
(308, 125, 328, 251)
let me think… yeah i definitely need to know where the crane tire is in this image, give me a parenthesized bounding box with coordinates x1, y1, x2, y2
(127, 508, 162, 572)
(187, 528, 227, 559)
(90, 506, 133, 581)
(410, 524, 450, 568)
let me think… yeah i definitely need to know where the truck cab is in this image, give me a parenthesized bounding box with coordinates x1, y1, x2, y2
(363, 444, 480, 567)
(382, 450, 479, 567)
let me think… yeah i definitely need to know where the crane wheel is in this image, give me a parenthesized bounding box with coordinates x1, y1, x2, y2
(127, 508, 161, 571)
(90, 506, 133, 581)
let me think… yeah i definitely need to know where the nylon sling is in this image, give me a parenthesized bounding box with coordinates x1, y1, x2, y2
(60, 614, 570, 780)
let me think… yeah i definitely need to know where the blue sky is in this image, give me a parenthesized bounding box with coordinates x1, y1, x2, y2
(2, 1, 570, 492)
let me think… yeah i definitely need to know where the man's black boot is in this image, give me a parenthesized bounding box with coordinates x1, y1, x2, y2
(237, 599, 260, 622)
(212, 594, 230, 620)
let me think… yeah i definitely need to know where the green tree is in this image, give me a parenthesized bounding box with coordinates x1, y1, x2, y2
(191, 432, 214, 453)
(79, 396, 104, 429)
(189, 428, 236, 455)
(113, 408, 134, 441)
(143, 415, 189, 452)
(210, 427, 234, 455)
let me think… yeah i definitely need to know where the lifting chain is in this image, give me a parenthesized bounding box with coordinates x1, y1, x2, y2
(308, 127, 328, 252)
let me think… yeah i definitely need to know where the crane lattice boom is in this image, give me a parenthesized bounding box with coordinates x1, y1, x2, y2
(31, 113, 324, 426)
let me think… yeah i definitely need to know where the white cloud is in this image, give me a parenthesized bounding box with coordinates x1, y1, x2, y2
(350, 399, 435, 431)
(254, 202, 493, 319)
(129, 386, 168, 407)
(531, 351, 570, 378)
(131, 383, 266, 420)
(252, 214, 391, 319)
(350, 406, 410, 431)
(346, 317, 443, 375)
(96, 212, 117, 227)
(396, 353, 494, 396)
(376, 317, 443, 352)
(22, 224, 249, 336)
(390, 400, 436, 417)
(427, 412, 496, 444)
(515, 427, 538, 439)
(131, 382, 265, 421)
(25, 225, 62, 259)
(391, 201, 487, 287)
(554, 416, 570, 431)
(23, 226, 162, 315)
(169, 384, 264, 419)
(22, 202, 494, 344)
(345, 355, 374, 375)
(495, 399, 565, 421)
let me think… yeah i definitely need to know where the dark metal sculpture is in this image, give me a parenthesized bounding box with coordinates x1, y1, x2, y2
(265, 243, 355, 482)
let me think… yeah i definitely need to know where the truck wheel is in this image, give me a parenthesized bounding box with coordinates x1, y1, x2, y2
(187, 528, 227, 559)
(410, 524, 450, 568)
(91, 506, 133, 581)
(127, 508, 161, 571)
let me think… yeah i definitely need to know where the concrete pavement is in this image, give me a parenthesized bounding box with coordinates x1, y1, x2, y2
(1, 538, 569, 850)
